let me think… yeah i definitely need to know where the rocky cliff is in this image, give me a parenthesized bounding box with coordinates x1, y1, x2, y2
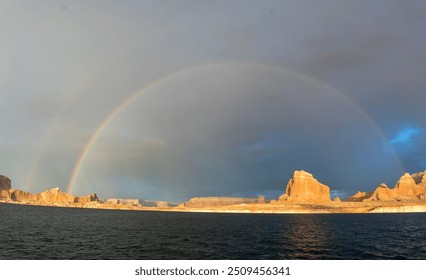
(345, 172, 426, 202)
(277, 170, 332, 203)
(364, 183, 394, 201)
(394, 173, 423, 199)
(178, 196, 263, 208)
(2, 187, 98, 205)
(74, 193, 99, 204)
(411, 171, 426, 187)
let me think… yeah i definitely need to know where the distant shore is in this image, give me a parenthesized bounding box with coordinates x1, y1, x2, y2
(2, 199, 426, 214)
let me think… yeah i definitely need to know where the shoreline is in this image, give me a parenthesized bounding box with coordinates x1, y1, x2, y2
(2, 199, 426, 214)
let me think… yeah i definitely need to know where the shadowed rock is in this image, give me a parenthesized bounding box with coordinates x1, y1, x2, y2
(0, 175, 11, 191)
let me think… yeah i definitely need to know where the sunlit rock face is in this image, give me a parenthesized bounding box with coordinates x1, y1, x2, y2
(394, 173, 423, 199)
(347, 172, 426, 202)
(7, 187, 98, 205)
(343, 191, 371, 202)
(0, 175, 11, 190)
(9, 189, 39, 202)
(278, 170, 332, 203)
(179, 197, 261, 207)
(38, 188, 75, 203)
(0, 190, 11, 200)
(74, 194, 99, 204)
(365, 183, 395, 201)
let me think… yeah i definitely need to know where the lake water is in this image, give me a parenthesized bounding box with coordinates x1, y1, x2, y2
(1, 203, 425, 259)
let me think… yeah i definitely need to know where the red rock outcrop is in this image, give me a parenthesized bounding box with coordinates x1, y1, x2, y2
(346, 172, 426, 202)
(278, 170, 331, 203)
(365, 183, 395, 201)
(394, 173, 423, 199)
(0, 190, 11, 200)
(1, 186, 98, 205)
(38, 188, 75, 203)
(0, 175, 11, 190)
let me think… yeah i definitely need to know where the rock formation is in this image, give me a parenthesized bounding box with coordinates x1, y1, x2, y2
(1, 186, 99, 205)
(74, 193, 99, 204)
(0, 175, 11, 190)
(278, 170, 332, 203)
(394, 173, 423, 199)
(105, 198, 142, 207)
(410, 171, 426, 185)
(367, 183, 394, 201)
(346, 172, 426, 202)
(2, 170, 426, 214)
(9, 189, 39, 202)
(344, 191, 372, 202)
(179, 197, 262, 207)
(38, 188, 75, 203)
(140, 200, 175, 207)
(103, 198, 174, 208)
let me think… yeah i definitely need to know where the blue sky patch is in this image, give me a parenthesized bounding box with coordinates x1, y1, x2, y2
(391, 127, 421, 144)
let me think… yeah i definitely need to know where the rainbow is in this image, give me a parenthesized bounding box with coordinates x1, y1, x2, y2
(25, 62, 112, 192)
(66, 61, 404, 195)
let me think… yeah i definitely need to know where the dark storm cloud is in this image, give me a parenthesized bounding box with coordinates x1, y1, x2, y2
(1, 0, 425, 201)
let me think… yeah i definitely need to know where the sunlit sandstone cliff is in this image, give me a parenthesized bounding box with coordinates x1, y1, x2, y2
(276, 170, 331, 204)
(345, 172, 426, 202)
(0, 175, 173, 209)
(2, 187, 98, 205)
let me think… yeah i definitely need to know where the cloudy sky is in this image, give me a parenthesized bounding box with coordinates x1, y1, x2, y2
(1, 0, 426, 202)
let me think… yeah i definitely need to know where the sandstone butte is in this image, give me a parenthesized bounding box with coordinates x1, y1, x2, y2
(2, 170, 426, 214)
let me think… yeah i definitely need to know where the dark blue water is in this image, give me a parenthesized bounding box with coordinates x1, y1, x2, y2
(1, 203, 425, 259)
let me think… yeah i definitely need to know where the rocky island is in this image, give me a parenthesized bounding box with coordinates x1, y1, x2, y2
(1, 170, 426, 214)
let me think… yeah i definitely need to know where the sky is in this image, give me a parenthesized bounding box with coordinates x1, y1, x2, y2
(1, 0, 426, 202)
